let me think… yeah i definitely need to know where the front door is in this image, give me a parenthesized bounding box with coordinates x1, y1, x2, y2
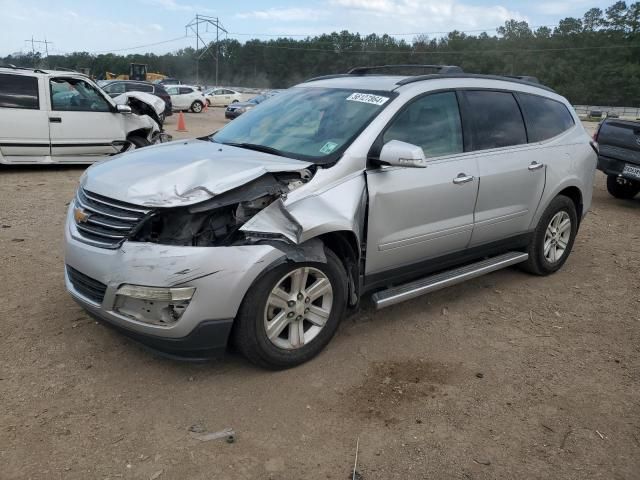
(48, 77, 125, 161)
(365, 91, 479, 275)
(460, 90, 546, 246)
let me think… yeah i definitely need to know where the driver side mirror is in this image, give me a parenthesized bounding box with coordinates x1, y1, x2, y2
(377, 140, 427, 168)
(116, 104, 132, 114)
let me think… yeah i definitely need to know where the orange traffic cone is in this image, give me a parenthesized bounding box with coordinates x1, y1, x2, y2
(203, 99, 209, 112)
(177, 111, 187, 132)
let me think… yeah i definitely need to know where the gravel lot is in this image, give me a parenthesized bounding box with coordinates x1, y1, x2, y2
(1, 112, 639, 479)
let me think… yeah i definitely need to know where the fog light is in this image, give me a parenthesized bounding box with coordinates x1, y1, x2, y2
(114, 285, 195, 326)
(116, 285, 195, 301)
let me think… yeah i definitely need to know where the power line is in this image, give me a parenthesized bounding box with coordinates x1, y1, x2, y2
(186, 14, 228, 85)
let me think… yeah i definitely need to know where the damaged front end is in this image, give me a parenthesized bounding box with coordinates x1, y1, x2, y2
(130, 171, 311, 247)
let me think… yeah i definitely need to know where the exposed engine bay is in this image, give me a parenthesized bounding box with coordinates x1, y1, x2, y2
(131, 171, 313, 246)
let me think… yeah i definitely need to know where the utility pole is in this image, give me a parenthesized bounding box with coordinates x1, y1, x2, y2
(25, 37, 53, 67)
(185, 15, 228, 86)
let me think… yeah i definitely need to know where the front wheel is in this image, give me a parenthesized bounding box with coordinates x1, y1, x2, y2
(233, 248, 347, 369)
(191, 101, 203, 113)
(521, 195, 578, 276)
(606, 175, 640, 199)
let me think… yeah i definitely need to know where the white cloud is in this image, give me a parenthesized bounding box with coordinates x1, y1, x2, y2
(236, 8, 328, 22)
(326, 0, 526, 32)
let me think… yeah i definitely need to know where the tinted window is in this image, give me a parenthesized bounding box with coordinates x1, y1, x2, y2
(127, 83, 153, 93)
(518, 93, 575, 142)
(103, 82, 125, 94)
(465, 91, 527, 150)
(0, 73, 39, 109)
(179, 87, 193, 94)
(383, 92, 463, 158)
(50, 78, 111, 112)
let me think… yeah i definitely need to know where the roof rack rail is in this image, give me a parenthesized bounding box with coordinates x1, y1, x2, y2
(502, 75, 540, 84)
(0, 64, 47, 74)
(395, 73, 555, 92)
(348, 64, 463, 75)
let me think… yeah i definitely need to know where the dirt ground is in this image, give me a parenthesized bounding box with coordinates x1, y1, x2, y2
(1, 111, 639, 480)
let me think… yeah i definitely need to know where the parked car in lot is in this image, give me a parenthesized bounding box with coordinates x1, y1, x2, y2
(64, 65, 596, 368)
(100, 80, 172, 120)
(204, 88, 249, 107)
(156, 77, 181, 86)
(0, 66, 165, 164)
(165, 85, 206, 113)
(225, 91, 280, 119)
(594, 118, 640, 199)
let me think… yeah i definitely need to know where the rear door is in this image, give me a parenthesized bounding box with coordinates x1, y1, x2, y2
(48, 77, 125, 161)
(0, 73, 50, 162)
(461, 90, 546, 247)
(365, 91, 479, 275)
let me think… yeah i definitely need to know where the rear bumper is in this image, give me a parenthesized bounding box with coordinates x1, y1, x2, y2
(598, 154, 639, 177)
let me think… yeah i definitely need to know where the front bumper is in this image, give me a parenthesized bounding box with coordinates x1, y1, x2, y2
(64, 204, 286, 357)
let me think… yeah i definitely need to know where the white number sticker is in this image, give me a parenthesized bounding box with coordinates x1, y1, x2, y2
(346, 93, 390, 106)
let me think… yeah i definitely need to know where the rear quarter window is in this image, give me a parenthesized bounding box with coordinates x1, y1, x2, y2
(517, 93, 575, 142)
(0, 73, 39, 109)
(464, 90, 527, 150)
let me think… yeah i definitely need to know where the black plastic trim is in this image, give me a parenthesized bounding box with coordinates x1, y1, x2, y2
(362, 233, 532, 293)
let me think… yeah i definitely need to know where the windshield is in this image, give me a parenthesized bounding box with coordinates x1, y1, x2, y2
(212, 87, 394, 163)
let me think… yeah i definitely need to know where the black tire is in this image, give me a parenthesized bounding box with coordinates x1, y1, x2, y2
(606, 175, 640, 199)
(128, 135, 150, 149)
(521, 195, 578, 276)
(233, 247, 347, 369)
(191, 101, 203, 113)
(232, 99, 239, 103)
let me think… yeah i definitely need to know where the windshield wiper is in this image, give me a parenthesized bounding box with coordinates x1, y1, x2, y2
(222, 142, 285, 157)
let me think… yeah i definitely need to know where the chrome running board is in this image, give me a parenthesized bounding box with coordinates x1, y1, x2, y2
(371, 252, 529, 309)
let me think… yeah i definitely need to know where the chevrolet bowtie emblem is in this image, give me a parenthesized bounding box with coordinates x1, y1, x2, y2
(74, 207, 91, 224)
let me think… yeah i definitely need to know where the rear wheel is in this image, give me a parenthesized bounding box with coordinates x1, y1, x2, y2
(521, 195, 577, 276)
(191, 101, 203, 113)
(233, 248, 347, 369)
(606, 175, 640, 199)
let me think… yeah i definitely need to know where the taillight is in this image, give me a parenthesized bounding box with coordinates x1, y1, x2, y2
(590, 139, 599, 155)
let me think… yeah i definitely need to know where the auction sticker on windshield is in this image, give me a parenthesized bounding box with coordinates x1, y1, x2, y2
(346, 93, 390, 106)
(320, 141, 338, 154)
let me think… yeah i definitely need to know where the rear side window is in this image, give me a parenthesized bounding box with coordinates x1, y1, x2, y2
(0, 73, 39, 109)
(104, 83, 125, 94)
(464, 91, 527, 150)
(518, 93, 575, 142)
(127, 83, 153, 93)
(179, 87, 193, 94)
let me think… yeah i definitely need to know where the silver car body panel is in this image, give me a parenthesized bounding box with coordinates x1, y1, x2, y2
(81, 139, 312, 207)
(64, 74, 596, 343)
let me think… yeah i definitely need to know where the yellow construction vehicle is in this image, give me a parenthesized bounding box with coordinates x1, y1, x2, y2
(105, 64, 167, 82)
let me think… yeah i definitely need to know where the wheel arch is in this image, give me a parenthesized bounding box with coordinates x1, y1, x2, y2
(317, 230, 361, 307)
(557, 185, 583, 224)
(126, 128, 153, 141)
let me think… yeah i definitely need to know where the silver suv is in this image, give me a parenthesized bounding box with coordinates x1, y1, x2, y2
(64, 65, 597, 369)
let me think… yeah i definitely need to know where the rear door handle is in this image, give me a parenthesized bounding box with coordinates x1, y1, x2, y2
(453, 174, 474, 185)
(528, 161, 544, 171)
(49, 117, 62, 123)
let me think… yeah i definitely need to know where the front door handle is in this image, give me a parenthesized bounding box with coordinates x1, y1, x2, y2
(528, 161, 544, 171)
(453, 174, 474, 185)
(49, 117, 62, 123)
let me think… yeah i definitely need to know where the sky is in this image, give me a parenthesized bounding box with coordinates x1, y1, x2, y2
(0, 0, 616, 56)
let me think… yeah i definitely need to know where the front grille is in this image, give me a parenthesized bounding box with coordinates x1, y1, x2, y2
(66, 266, 107, 304)
(73, 188, 151, 249)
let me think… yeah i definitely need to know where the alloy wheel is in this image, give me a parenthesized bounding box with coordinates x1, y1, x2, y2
(544, 211, 571, 263)
(263, 267, 333, 350)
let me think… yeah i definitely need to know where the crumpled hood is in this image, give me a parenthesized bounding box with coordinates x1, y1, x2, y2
(82, 139, 311, 207)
